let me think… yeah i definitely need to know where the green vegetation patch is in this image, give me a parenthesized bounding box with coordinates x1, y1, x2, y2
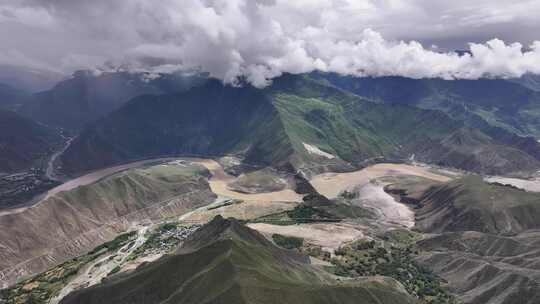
(299, 244, 332, 262)
(322, 192, 377, 220)
(0, 232, 137, 304)
(252, 204, 341, 225)
(332, 239, 456, 304)
(108, 266, 121, 276)
(88, 231, 137, 255)
(59, 216, 418, 304)
(381, 229, 422, 248)
(320, 204, 376, 219)
(287, 205, 321, 221)
(339, 190, 358, 200)
(252, 197, 378, 225)
(137, 161, 210, 182)
(250, 211, 294, 226)
(272, 234, 304, 249)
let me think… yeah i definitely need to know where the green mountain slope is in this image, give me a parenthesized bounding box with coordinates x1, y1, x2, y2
(411, 128, 540, 174)
(60, 216, 416, 304)
(0, 110, 61, 173)
(396, 176, 540, 235)
(510, 74, 540, 92)
(59, 75, 540, 176)
(386, 176, 540, 304)
(271, 76, 457, 169)
(0, 83, 28, 111)
(315, 73, 540, 138)
(60, 79, 291, 174)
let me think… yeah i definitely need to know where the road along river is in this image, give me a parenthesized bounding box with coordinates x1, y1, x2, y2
(0, 158, 179, 216)
(1, 159, 452, 219)
(0, 157, 303, 217)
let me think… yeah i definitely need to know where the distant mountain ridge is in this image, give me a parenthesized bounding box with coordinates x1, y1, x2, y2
(19, 71, 207, 130)
(510, 74, 540, 92)
(0, 64, 64, 93)
(314, 73, 540, 138)
(60, 74, 540, 176)
(387, 176, 540, 304)
(0, 83, 28, 111)
(0, 110, 61, 173)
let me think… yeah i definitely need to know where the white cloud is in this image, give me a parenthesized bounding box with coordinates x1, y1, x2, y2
(0, 0, 539, 87)
(0, 4, 55, 28)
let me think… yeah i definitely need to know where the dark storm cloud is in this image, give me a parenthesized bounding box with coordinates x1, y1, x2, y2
(1, 0, 539, 87)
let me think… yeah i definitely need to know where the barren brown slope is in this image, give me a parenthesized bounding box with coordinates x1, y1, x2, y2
(413, 176, 540, 235)
(0, 162, 216, 288)
(387, 177, 540, 304)
(416, 231, 540, 304)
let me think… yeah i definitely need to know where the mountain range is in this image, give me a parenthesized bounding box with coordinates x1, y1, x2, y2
(3, 68, 540, 304)
(387, 176, 540, 303)
(0, 110, 61, 173)
(315, 73, 540, 138)
(4, 69, 540, 178)
(60, 216, 415, 304)
(19, 71, 207, 130)
(0, 65, 63, 93)
(58, 74, 540, 176)
(0, 83, 28, 111)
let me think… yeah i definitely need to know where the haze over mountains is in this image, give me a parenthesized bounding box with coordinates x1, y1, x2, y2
(18, 71, 206, 130)
(0, 83, 27, 111)
(0, 65, 63, 93)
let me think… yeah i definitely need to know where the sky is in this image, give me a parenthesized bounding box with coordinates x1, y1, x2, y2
(1, 0, 540, 87)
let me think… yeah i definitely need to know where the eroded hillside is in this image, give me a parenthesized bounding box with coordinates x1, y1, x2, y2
(0, 160, 216, 288)
(388, 176, 540, 304)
